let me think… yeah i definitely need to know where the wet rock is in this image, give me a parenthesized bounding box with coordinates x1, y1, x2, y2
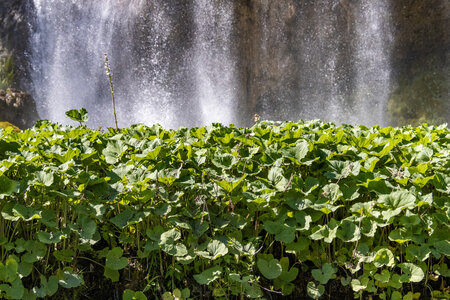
(0, 88, 39, 129)
(0, 0, 31, 89)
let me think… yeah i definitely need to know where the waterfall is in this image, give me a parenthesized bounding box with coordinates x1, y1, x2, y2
(352, 0, 393, 126)
(192, 0, 237, 125)
(27, 0, 395, 128)
(29, 0, 147, 127)
(124, 1, 177, 128)
(296, 1, 345, 124)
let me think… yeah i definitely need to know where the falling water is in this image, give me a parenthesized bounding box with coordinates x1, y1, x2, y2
(296, 1, 345, 124)
(124, 1, 177, 128)
(29, 0, 147, 127)
(352, 0, 393, 126)
(28, 0, 394, 128)
(192, 0, 237, 125)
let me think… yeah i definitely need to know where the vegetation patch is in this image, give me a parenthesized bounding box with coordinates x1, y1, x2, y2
(0, 54, 15, 90)
(0, 119, 449, 299)
(0, 122, 20, 132)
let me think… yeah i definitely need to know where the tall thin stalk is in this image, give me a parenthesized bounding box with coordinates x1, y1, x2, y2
(104, 54, 118, 130)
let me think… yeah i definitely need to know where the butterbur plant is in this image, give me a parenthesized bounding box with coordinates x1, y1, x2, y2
(0, 120, 448, 299)
(65, 107, 88, 126)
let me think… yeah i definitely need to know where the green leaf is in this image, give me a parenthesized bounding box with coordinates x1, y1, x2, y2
(77, 215, 97, 242)
(22, 241, 47, 263)
(414, 146, 433, 163)
(374, 270, 391, 283)
(57, 269, 84, 289)
(34, 171, 54, 187)
(389, 228, 413, 243)
(212, 152, 237, 169)
(0, 175, 20, 198)
(105, 247, 128, 270)
(161, 243, 188, 257)
(18, 262, 33, 277)
(388, 274, 402, 289)
(294, 211, 312, 230)
(193, 266, 222, 285)
(1, 278, 24, 299)
(65, 108, 88, 123)
(37, 275, 58, 297)
(307, 282, 324, 299)
(378, 190, 416, 210)
(406, 245, 430, 262)
(104, 266, 119, 282)
(374, 248, 395, 268)
(207, 239, 229, 260)
(285, 237, 310, 254)
(280, 140, 309, 163)
(12, 204, 41, 221)
(162, 292, 173, 300)
(263, 221, 296, 244)
(102, 140, 127, 164)
(311, 263, 337, 284)
(309, 218, 338, 243)
(351, 277, 369, 292)
(319, 183, 343, 203)
(215, 175, 247, 194)
(181, 288, 190, 299)
(53, 249, 75, 263)
(268, 166, 289, 191)
(337, 219, 360, 242)
(281, 283, 295, 296)
(110, 210, 134, 229)
(0, 255, 19, 283)
(173, 288, 182, 299)
(399, 263, 425, 283)
(434, 240, 450, 256)
(391, 291, 402, 300)
(36, 231, 63, 244)
(160, 229, 181, 245)
(399, 214, 421, 227)
(123, 289, 147, 300)
(257, 255, 282, 279)
(21, 288, 37, 300)
(286, 193, 313, 211)
(278, 257, 298, 283)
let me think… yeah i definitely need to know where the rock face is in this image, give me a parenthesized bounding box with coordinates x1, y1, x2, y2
(234, 0, 449, 124)
(0, 89, 39, 129)
(390, 0, 449, 76)
(234, 0, 357, 123)
(0, 0, 30, 89)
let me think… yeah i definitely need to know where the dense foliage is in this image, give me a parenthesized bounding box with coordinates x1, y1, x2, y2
(0, 120, 449, 299)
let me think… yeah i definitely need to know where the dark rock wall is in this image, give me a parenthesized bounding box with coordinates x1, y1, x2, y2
(0, 0, 31, 89)
(388, 0, 450, 125)
(390, 0, 449, 77)
(233, 0, 449, 124)
(0, 88, 39, 128)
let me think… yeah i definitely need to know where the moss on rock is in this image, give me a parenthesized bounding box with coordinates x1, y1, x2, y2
(0, 121, 20, 132)
(388, 69, 448, 126)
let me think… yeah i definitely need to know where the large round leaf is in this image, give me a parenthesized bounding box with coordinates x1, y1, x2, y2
(257, 256, 282, 279)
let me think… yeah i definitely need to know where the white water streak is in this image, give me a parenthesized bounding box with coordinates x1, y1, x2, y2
(193, 0, 237, 125)
(353, 0, 393, 126)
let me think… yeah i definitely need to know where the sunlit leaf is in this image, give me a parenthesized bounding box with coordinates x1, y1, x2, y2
(307, 282, 324, 299)
(193, 266, 222, 285)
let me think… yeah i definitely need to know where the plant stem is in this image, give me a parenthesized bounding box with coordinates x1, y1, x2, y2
(104, 54, 118, 130)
